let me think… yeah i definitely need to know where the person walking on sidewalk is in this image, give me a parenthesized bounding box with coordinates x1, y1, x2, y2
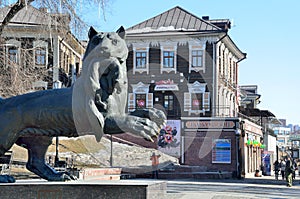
(150, 152, 161, 179)
(292, 159, 297, 180)
(280, 159, 286, 180)
(273, 160, 280, 180)
(285, 157, 294, 187)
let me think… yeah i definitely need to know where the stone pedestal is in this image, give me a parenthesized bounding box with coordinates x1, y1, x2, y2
(0, 180, 166, 199)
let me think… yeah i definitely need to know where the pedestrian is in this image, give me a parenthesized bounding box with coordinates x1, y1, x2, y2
(280, 159, 286, 180)
(273, 160, 280, 180)
(298, 161, 300, 176)
(150, 152, 161, 179)
(285, 157, 294, 187)
(292, 159, 297, 180)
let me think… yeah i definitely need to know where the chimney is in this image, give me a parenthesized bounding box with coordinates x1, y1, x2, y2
(202, 16, 209, 20)
(39, 7, 48, 13)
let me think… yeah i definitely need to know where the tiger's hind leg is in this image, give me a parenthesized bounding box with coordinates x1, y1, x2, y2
(16, 136, 76, 181)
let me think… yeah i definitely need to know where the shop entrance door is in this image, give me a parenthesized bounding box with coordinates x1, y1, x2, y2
(154, 91, 179, 117)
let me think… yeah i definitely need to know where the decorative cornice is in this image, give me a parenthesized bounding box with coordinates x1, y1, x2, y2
(126, 36, 219, 47)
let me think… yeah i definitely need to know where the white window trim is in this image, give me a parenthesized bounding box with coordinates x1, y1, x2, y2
(188, 41, 206, 73)
(128, 82, 151, 112)
(132, 43, 149, 74)
(185, 81, 209, 115)
(33, 40, 48, 68)
(5, 39, 21, 65)
(160, 42, 177, 74)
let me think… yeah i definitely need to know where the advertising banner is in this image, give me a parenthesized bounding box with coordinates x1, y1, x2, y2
(212, 139, 231, 163)
(158, 120, 181, 157)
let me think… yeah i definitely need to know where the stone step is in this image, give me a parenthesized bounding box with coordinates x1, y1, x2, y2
(158, 171, 232, 179)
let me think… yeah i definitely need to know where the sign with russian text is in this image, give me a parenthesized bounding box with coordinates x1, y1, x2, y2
(185, 120, 236, 129)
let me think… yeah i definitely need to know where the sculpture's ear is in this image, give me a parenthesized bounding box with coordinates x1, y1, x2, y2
(116, 26, 126, 39)
(88, 26, 98, 39)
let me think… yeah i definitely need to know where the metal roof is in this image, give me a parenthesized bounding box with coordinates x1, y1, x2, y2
(240, 108, 276, 118)
(127, 6, 222, 32)
(0, 5, 62, 27)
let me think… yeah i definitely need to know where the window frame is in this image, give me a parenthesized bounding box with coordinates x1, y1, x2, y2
(5, 39, 21, 66)
(135, 93, 147, 109)
(188, 41, 206, 73)
(135, 51, 147, 69)
(191, 50, 203, 68)
(8, 46, 18, 64)
(35, 47, 47, 66)
(191, 93, 203, 111)
(160, 42, 177, 74)
(163, 50, 175, 68)
(184, 81, 210, 116)
(33, 40, 48, 68)
(128, 82, 152, 112)
(132, 44, 149, 74)
(164, 94, 174, 111)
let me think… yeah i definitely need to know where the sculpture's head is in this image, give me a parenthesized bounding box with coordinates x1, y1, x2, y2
(83, 26, 128, 65)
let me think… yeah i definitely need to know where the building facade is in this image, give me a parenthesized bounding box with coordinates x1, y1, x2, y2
(121, 6, 249, 177)
(0, 5, 84, 95)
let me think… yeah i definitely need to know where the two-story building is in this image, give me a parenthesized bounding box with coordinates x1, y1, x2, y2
(0, 5, 84, 96)
(114, 6, 251, 177)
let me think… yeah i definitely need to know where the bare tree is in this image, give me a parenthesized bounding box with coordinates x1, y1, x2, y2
(0, 0, 111, 97)
(0, 0, 110, 37)
(0, 46, 49, 97)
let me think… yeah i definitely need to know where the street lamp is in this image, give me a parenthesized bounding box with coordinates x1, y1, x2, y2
(110, 135, 113, 167)
(53, 80, 61, 167)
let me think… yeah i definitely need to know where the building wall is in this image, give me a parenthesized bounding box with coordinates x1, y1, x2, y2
(183, 130, 237, 172)
(0, 30, 83, 92)
(126, 41, 217, 118)
(181, 118, 240, 173)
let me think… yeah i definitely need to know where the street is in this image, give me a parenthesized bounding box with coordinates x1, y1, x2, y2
(5, 176, 300, 199)
(164, 176, 300, 199)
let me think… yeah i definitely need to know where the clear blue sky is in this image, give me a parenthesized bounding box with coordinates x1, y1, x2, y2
(84, 0, 300, 125)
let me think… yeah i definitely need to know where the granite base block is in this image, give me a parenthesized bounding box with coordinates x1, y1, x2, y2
(0, 180, 166, 199)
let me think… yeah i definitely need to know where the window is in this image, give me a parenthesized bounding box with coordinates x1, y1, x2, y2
(160, 42, 177, 73)
(163, 51, 174, 68)
(132, 44, 149, 74)
(218, 45, 222, 74)
(184, 81, 210, 115)
(136, 51, 147, 69)
(191, 93, 203, 110)
(192, 50, 203, 67)
(8, 46, 18, 63)
(128, 82, 152, 112)
(33, 40, 48, 68)
(164, 95, 174, 111)
(35, 47, 46, 66)
(188, 42, 206, 73)
(222, 50, 225, 76)
(136, 94, 146, 109)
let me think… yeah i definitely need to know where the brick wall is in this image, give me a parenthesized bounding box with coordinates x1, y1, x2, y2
(183, 130, 237, 172)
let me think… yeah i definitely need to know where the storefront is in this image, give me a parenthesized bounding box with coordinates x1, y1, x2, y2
(242, 119, 263, 177)
(180, 117, 242, 177)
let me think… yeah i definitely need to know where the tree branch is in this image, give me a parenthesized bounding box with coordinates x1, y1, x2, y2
(0, 0, 35, 36)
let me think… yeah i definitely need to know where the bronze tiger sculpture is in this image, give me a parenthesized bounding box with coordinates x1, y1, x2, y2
(0, 26, 166, 183)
